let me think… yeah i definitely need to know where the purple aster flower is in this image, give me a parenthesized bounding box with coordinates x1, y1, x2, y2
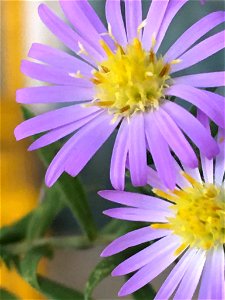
(15, 0, 225, 189)
(99, 125, 225, 298)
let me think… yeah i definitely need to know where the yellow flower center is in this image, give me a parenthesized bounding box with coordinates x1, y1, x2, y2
(153, 173, 225, 251)
(91, 38, 172, 117)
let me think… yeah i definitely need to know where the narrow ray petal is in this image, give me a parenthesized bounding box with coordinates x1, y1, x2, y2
(98, 190, 171, 210)
(215, 128, 225, 185)
(154, 109, 198, 168)
(155, 0, 189, 51)
(78, 0, 110, 36)
(172, 159, 191, 189)
(199, 246, 225, 300)
(171, 30, 225, 72)
(173, 250, 206, 299)
(103, 208, 171, 223)
(124, 0, 142, 42)
(197, 110, 214, 183)
(101, 227, 171, 257)
(21, 60, 91, 86)
(155, 248, 197, 300)
(147, 166, 166, 191)
(173, 72, 225, 88)
(118, 236, 182, 296)
(110, 119, 129, 190)
(38, 4, 102, 65)
(165, 12, 225, 63)
(16, 86, 94, 104)
(76, 0, 115, 50)
(166, 85, 225, 128)
(14, 105, 100, 140)
(113, 235, 181, 276)
(163, 101, 219, 159)
(129, 113, 147, 187)
(59, 0, 105, 56)
(105, 0, 127, 46)
(28, 43, 93, 75)
(45, 112, 115, 186)
(64, 114, 119, 177)
(28, 111, 102, 151)
(142, 0, 169, 50)
(145, 112, 176, 190)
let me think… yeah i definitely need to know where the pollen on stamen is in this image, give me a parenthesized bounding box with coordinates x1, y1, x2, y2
(91, 36, 172, 117)
(69, 70, 84, 78)
(153, 173, 225, 251)
(137, 19, 147, 36)
(151, 32, 157, 48)
(77, 41, 88, 56)
(171, 59, 182, 65)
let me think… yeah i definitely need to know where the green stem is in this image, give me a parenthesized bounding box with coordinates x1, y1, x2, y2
(4, 234, 116, 255)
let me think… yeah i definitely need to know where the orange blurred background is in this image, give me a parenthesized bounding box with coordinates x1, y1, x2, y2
(1, 1, 43, 298)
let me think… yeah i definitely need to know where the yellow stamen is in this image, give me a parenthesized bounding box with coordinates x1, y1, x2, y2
(174, 243, 188, 256)
(153, 177, 225, 251)
(91, 78, 101, 85)
(149, 49, 155, 63)
(117, 45, 125, 55)
(91, 37, 171, 117)
(153, 188, 177, 202)
(100, 65, 110, 73)
(181, 171, 202, 188)
(171, 59, 182, 65)
(133, 38, 142, 52)
(120, 105, 130, 113)
(151, 223, 171, 230)
(159, 64, 171, 77)
(100, 39, 114, 57)
(95, 101, 114, 107)
(146, 71, 153, 77)
(151, 33, 157, 48)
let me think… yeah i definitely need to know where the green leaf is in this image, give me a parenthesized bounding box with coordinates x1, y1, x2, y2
(37, 275, 84, 300)
(21, 106, 97, 241)
(102, 219, 144, 236)
(0, 288, 20, 300)
(86, 221, 143, 300)
(56, 174, 97, 241)
(26, 185, 64, 241)
(84, 255, 122, 300)
(0, 247, 17, 268)
(0, 213, 33, 244)
(12, 243, 84, 300)
(132, 284, 156, 300)
(0, 186, 64, 266)
(17, 246, 53, 289)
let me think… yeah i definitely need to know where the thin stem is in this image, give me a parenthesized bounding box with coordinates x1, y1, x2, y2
(4, 234, 116, 255)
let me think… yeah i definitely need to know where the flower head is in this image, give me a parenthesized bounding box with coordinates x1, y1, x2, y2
(15, 0, 225, 189)
(92, 37, 173, 116)
(100, 128, 225, 298)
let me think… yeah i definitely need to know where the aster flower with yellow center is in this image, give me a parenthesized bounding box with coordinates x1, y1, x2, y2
(15, 0, 225, 189)
(100, 128, 225, 298)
